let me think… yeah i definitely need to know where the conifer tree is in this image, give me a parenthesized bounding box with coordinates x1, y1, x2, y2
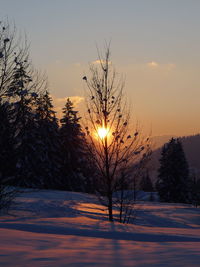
(0, 19, 49, 208)
(0, 101, 14, 181)
(190, 172, 200, 207)
(35, 91, 62, 188)
(59, 98, 90, 191)
(156, 138, 190, 203)
(140, 170, 154, 192)
(0, 100, 19, 210)
(8, 60, 39, 187)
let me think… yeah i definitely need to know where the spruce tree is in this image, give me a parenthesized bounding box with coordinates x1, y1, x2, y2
(35, 91, 62, 188)
(140, 170, 154, 192)
(156, 138, 190, 203)
(59, 98, 89, 191)
(190, 173, 200, 207)
(8, 60, 40, 187)
(0, 100, 14, 182)
(0, 19, 49, 192)
(0, 100, 19, 210)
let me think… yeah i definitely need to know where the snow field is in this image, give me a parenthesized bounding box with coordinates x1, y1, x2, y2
(0, 189, 200, 266)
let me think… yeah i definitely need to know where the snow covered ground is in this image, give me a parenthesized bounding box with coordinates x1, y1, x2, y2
(0, 189, 200, 266)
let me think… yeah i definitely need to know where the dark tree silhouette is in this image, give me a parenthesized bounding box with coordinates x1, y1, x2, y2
(0, 101, 14, 181)
(156, 138, 190, 203)
(140, 170, 154, 192)
(190, 172, 200, 207)
(0, 20, 35, 208)
(35, 91, 62, 188)
(0, 20, 47, 192)
(8, 59, 42, 187)
(83, 45, 150, 222)
(59, 98, 89, 191)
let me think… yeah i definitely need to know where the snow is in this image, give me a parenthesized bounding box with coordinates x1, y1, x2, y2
(0, 189, 200, 266)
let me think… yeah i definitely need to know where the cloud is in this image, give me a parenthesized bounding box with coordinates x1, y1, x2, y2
(147, 61, 176, 71)
(51, 95, 84, 118)
(147, 61, 159, 67)
(92, 59, 111, 65)
(54, 95, 84, 105)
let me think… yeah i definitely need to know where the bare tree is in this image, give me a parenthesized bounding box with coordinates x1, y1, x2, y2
(83, 45, 150, 222)
(0, 19, 47, 100)
(0, 20, 27, 98)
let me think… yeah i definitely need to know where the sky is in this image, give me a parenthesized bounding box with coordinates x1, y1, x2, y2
(1, 0, 200, 136)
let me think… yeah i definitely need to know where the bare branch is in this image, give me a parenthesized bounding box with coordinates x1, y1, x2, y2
(82, 45, 151, 222)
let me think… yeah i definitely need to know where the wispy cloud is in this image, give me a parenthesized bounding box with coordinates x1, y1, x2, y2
(147, 61, 175, 70)
(54, 95, 84, 105)
(92, 59, 111, 65)
(51, 95, 84, 118)
(147, 61, 159, 67)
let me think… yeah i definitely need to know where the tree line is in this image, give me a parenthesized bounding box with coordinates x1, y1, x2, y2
(0, 21, 94, 195)
(156, 137, 200, 206)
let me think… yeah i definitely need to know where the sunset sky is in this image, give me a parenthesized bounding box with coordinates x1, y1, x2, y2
(1, 0, 200, 136)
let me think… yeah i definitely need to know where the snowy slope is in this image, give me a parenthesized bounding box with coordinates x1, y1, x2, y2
(0, 189, 200, 266)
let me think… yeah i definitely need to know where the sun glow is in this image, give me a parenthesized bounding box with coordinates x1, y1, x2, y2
(97, 127, 109, 139)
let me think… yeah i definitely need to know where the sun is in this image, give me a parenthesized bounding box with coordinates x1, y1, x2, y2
(97, 127, 109, 139)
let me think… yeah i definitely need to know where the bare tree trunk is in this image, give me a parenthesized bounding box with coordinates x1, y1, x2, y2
(83, 44, 151, 222)
(119, 190, 124, 223)
(105, 134, 113, 221)
(108, 192, 113, 221)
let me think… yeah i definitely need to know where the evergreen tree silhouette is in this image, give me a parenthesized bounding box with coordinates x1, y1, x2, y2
(0, 101, 14, 182)
(59, 98, 90, 191)
(140, 170, 154, 192)
(156, 138, 190, 203)
(35, 91, 62, 188)
(8, 61, 39, 187)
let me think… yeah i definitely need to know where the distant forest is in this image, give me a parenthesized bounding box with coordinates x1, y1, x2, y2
(150, 134, 200, 181)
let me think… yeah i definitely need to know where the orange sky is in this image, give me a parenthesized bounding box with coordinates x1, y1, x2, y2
(48, 59, 200, 136)
(1, 0, 200, 136)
